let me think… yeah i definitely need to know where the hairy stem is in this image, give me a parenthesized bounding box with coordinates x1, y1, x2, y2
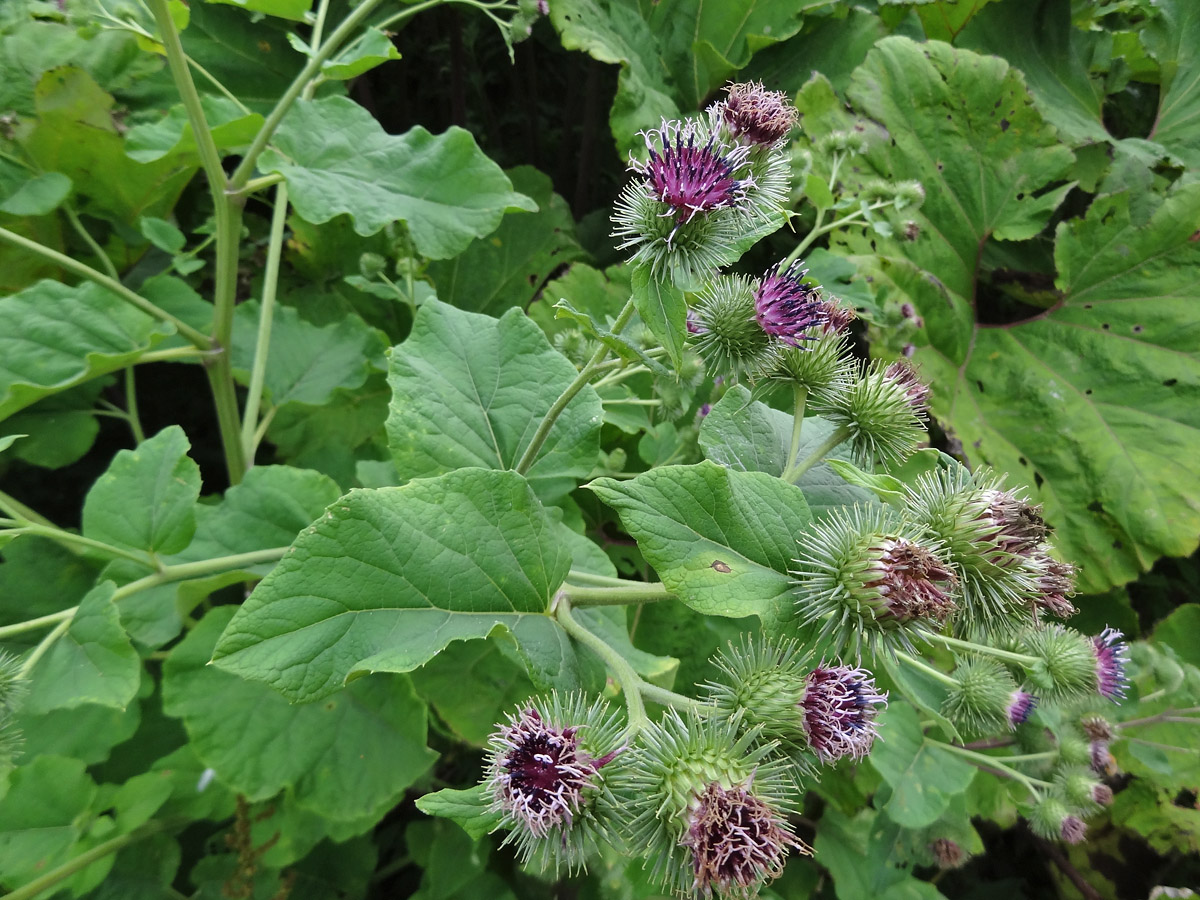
(786, 384, 808, 476)
(0, 607, 76, 641)
(240, 183, 289, 465)
(933, 633, 1040, 668)
(563, 582, 673, 607)
(555, 594, 648, 737)
(0, 227, 211, 349)
(784, 424, 850, 482)
(639, 682, 713, 715)
(110, 547, 291, 602)
(516, 298, 636, 475)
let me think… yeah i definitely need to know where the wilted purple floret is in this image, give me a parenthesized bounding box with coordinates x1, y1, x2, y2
(720, 81, 798, 147)
(753, 261, 826, 346)
(489, 708, 599, 837)
(631, 120, 753, 224)
(883, 359, 931, 414)
(1006, 690, 1037, 728)
(682, 781, 804, 897)
(800, 665, 888, 763)
(1091, 627, 1130, 701)
(1061, 815, 1087, 844)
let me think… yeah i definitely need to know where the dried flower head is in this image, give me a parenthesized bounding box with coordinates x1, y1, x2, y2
(800, 664, 887, 763)
(930, 837, 965, 869)
(793, 506, 959, 657)
(1027, 553, 1078, 619)
(683, 780, 805, 897)
(753, 261, 826, 346)
(719, 81, 798, 147)
(610, 711, 805, 897)
(1061, 815, 1087, 844)
(1080, 715, 1114, 743)
(1092, 627, 1130, 701)
(485, 694, 622, 872)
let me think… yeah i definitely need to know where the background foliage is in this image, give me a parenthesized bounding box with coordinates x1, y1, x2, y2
(1, 0, 1198, 898)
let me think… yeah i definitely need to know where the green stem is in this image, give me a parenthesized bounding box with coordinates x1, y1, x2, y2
(932, 633, 1039, 669)
(565, 570, 640, 588)
(784, 424, 850, 482)
(305, 0, 334, 96)
(17, 617, 71, 677)
(601, 398, 662, 406)
(785, 384, 808, 476)
(124, 367, 146, 444)
(782, 206, 825, 268)
(516, 298, 636, 475)
(233, 173, 286, 197)
(136, 346, 214, 365)
(240, 183, 289, 466)
(4, 822, 168, 900)
(563, 582, 673, 607)
(0, 607, 76, 641)
(148, 0, 247, 482)
(186, 56, 252, 114)
(63, 204, 118, 280)
(110, 547, 290, 602)
(933, 741, 1049, 797)
(998, 751, 1059, 763)
(895, 650, 958, 688)
(230, 0, 402, 188)
(555, 595, 648, 737)
(639, 682, 713, 715)
(0, 490, 53, 528)
(5, 524, 156, 568)
(0, 226, 211, 349)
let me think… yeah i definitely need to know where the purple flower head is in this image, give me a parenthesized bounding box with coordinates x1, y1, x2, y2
(686, 308, 708, 335)
(1093, 783, 1113, 806)
(488, 708, 612, 837)
(630, 119, 754, 225)
(1060, 815, 1087, 844)
(682, 780, 806, 897)
(1006, 690, 1037, 729)
(1092, 627, 1130, 701)
(884, 359, 931, 414)
(979, 488, 1047, 559)
(753, 261, 826, 346)
(536, 0, 549, 13)
(864, 537, 958, 625)
(816, 297, 856, 334)
(720, 81, 798, 147)
(698, 403, 712, 418)
(800, 664, 888, 763)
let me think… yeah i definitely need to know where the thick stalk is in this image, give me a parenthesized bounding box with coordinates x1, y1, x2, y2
(563, 582, 673, 607)
(784, 424, 850, 482)
(516, 298, 636, 475)
(566, 570, 641, 588)
(786, 384, 808, 475)
(0, 227, 211, 349)
(148, 0, 247, 481)
(240, 183, 289, 465)
(639, 682, 713, 715)
(136, 346, 214, 365)
(933, 633, 1040, 669)
(110, 547, 290, 602)
(124, 367, 146, 444)
(555, 595, 648, 736)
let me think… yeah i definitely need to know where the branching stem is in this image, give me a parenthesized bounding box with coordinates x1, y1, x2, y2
(555, 595, 648, 737)
(784, 424, 849, 482)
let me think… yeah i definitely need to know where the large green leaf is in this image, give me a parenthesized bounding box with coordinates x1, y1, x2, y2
(16, 67, 195, 223)
(425, 166, 587, 316)
(869, 703, 975, 829)
(588, 460, 809, 625)
(82, 425, 201, 556)
(386, 300, 602, 501)
(549, 0, 680, 154)
(23, 582, 140, 715)
(0, 380, 107, 469)
(0, 756, 99, 890)
(910, 184, 1200, 591)
(1144, 0, 1200, 168)
(210, 468, 575, 702)
(231, 303, 384, 408)
(259, 96, 536, 258)
(846, 36, 1075, 299)
(206, 0, 312, 21)
(0, 280, 175, 421)
(163, 607, 436, 822)
(639, 0, 805, 110)
(124, 95, 264, 163)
